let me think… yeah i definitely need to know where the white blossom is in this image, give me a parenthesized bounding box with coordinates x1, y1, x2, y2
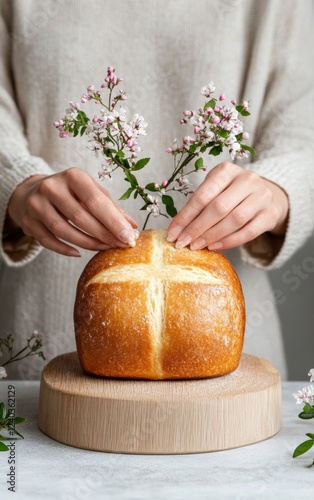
(146, 196, 161, 217)
(308, 369, 314, 383)
(0, 366, 7, 379)
(293, 385, 314, 405)
(200, 81, 216, 97)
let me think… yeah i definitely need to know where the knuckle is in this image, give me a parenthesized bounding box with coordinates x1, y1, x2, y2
(245, 170, 260, 184)
(69, 207, 85, 226)
(49, 218, 64, 236)
(212, 198, 229, 217)
(231, 208, 248, 227)
(245, 223, 260, 241)
(38, 176, 56, 196)
(195, 189, 210, 208)
(26, 194, 39, 213)
(64, 167, 81, 182)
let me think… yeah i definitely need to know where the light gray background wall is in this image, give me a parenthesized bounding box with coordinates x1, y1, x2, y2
(269, 234, 314, 381)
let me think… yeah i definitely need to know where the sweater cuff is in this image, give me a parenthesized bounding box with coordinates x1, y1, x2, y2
(240, 150, 314, 270)
(0, 154, 55, 267)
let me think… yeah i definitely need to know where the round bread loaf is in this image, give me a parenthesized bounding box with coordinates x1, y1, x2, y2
(74, 229, 245, 379)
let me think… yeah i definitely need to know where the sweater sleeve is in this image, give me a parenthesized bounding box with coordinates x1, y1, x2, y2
(240, 0, 314, 271)
(0, 6, 55, 267)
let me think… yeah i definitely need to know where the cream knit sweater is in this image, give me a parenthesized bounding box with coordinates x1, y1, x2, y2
(1, 0, 314, 379)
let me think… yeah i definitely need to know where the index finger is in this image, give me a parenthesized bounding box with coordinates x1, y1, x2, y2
(68, 169, 138, 246)
(167, 162, 236, 242)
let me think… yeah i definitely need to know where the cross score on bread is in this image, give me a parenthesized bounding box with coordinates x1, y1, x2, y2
(74, 230, 245, 380)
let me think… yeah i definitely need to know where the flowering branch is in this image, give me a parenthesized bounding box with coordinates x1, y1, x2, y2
(0, 331, 45, 452)
(292, 369, 314, 466)
(54, 67, 255, 229)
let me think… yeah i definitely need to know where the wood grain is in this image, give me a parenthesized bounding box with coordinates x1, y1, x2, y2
(38, 352, 281, 454)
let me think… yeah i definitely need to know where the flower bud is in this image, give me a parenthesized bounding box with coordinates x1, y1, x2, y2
(162, 180, 168, 187)
(219, 94, 226, 101)
(212, 115, 220, 124)
(242, 131, 249, 140)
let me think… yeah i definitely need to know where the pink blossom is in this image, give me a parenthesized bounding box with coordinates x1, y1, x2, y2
(165, 147, 173, 153)
(212, 116, 220, 124)
(219, 94, 226, 101)
(87, 85, 95, 91)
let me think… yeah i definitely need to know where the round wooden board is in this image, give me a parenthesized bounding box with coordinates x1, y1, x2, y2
(38, 352, 281, 454)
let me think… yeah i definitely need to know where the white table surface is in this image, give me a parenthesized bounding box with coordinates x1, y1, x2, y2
(0, 380, 313, 500)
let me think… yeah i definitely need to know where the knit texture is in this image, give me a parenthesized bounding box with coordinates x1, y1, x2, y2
(1, 0, 314, 379)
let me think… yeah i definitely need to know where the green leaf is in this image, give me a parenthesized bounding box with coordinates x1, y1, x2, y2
(166, 205, 177, 218)
(145, 183, 157, 192)
(0, 441, 9, 452)
(80, 125, 87, 136)
(219, 129, 228, 139)
(204, 99, 216, 111)
(301, 403, 314, 414)
(115, 150, 125, 158)
(241, 144, 256, 156)
(209, 144, 223, 156)
(293, 439, 314, 458)
(8, 428, 24, 440)
(161, 195, 174, 207)
(241, 110, 250, 116)
(299, 412, 314, 420)
(306, 433, 314, 440)
(0, 403, 6, 420)
(133, 190, 138, 199)
(236, 105, 244, 112)
(120, 158, 131, 169)
(195, 158, 204, 170)
(132, 158, 150, 171)
(119, 187, 134, 201)
(15, 416, 27, 425)
(188, 144, 198, 154)
(124, 171, 138, 187)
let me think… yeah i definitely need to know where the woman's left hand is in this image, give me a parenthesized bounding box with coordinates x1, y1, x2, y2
(167, 162, 289, 250)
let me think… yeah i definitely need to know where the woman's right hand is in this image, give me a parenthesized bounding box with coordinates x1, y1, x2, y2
(6, 167, 138, 257)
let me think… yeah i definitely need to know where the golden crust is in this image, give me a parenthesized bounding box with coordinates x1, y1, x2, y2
(74, 229, 245, 379)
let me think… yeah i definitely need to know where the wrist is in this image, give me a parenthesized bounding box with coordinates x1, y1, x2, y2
(6, 174, 47, 228)
(263, 178, 289, 236)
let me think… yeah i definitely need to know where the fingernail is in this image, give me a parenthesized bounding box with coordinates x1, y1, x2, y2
(190, 238, 206, 251)
(120, 228, 136, 247)
(68, 248, 81, 257)
(134, 229, 140, 240)
(207, 242, 223, 250)
(175, 234, 192, 249)
(167, 226, 183, 243)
